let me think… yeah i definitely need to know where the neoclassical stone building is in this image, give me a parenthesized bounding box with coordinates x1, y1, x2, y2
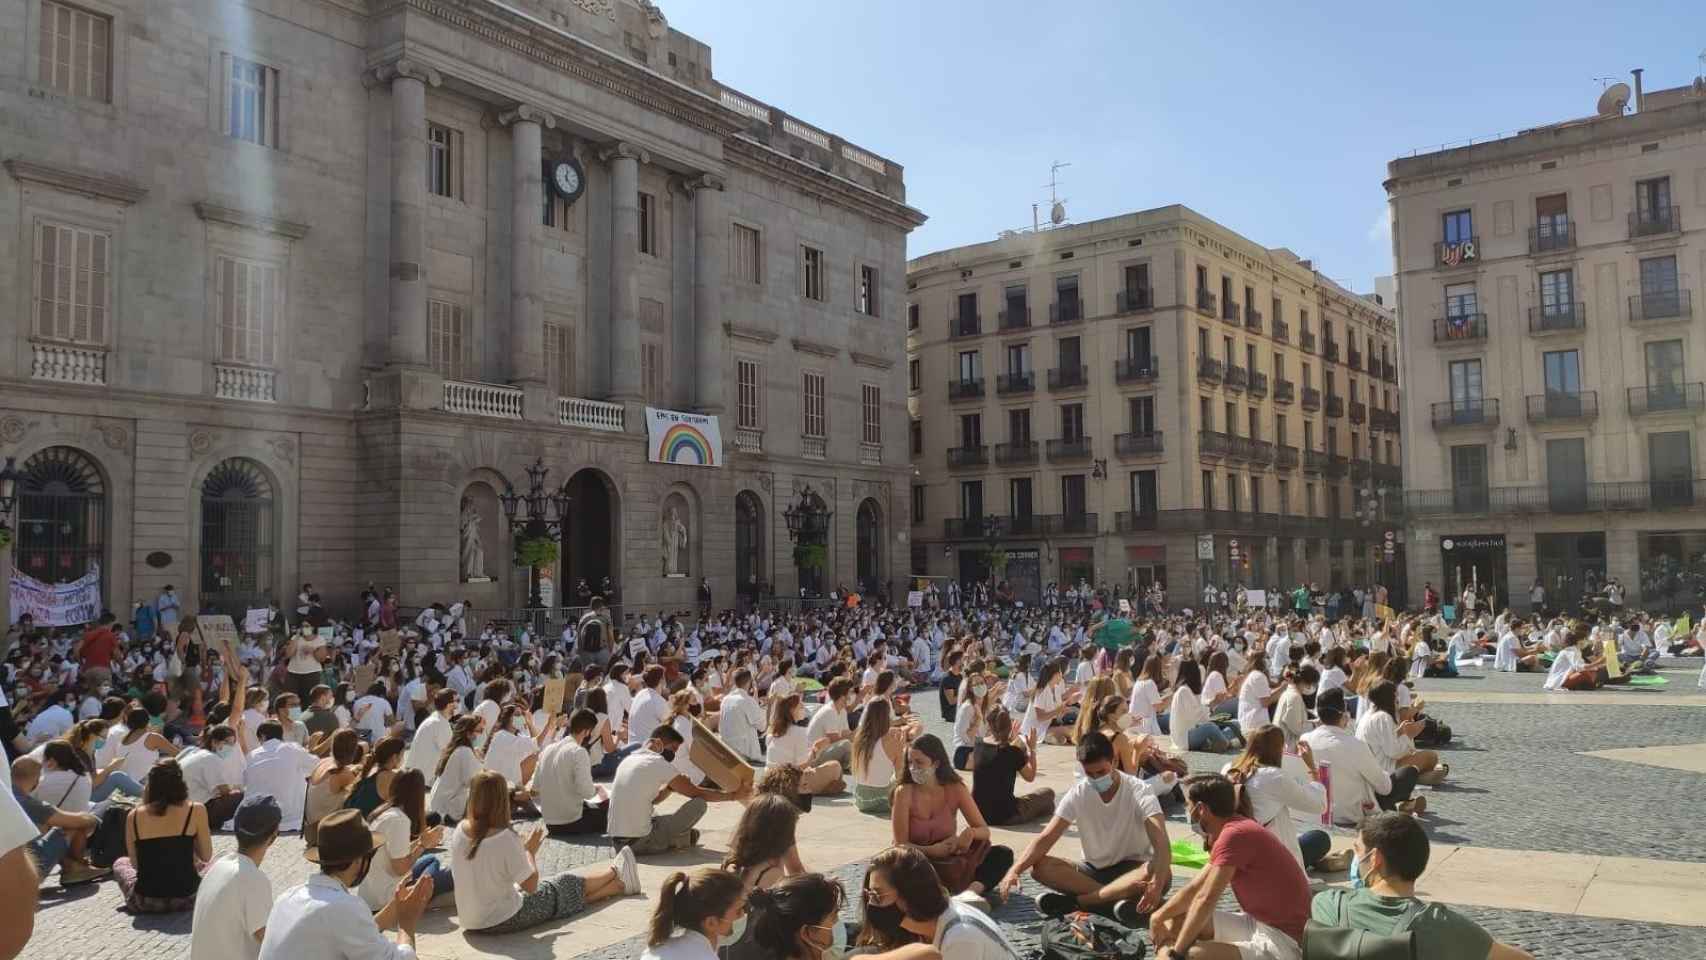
(0, 0, 924, 623)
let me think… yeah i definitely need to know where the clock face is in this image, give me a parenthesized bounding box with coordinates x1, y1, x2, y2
(552, 160, 583, 201)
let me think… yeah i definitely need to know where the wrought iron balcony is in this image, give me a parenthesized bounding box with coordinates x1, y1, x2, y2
(1323, 340, 1340, 363)
(1525, 391, 1599, 422)
(998, 308, 1030, 331)
(1276, 444, 1300, 470)
(1248, 439, 1275, 465)
(1229, 436, 1258, 461)
(1370, 408, 1400, 432)
(1115, 510, 1161, 532)
(1222, 301, 1243, 325)
(1301, 387, 1321, 412)
(1347, 347, 1363, 368)
(1435, 235, 1479, 267)
(1116, 288, 1153, 313)
(1273, 379, 1295, 403)
(1248, 371, 1269, 398)
(1300, 330, 1317, 353)
(1197, 357, 1224, 383)
(994, 441, 1039, 464)
(1114, 355, 1159, 384)
(1272, 319, 1290, 343)
(1629, 290, 1693, 325)
(1369, 358, 1384, 379)
(1382, 363, 1399, 384)
(1198, 430, 1234, 459)
(946, 445, 988, 468)
(1350, 460, 1370, 485)
(1245, 306, 1264, 332)
(996, 371, 1034, 395)
(1402, 479, 1706, 516)
(947, 377, 985, 401)
(1430, 398, 1500, 428)
(1325, 394, 1345, 418)
(1629, 205, 1680, 239)
(1050, 512, 1099, 535)
(1326, 454, 1350, 478)
(1349, 400, 1367, 423)
(1046, 437, 1093, 462)
(1373, 463, 1402, 487)
(1224, 365, 1248, 391)
(1433, 313, 1488, 343)
(1528, 303, 1586, 334)
(1627, 383, 1706, 416)
(1049, 297, 1084, 326)
(1196, 289, 1218, 317)
(950, 314, 981, 338)
(1303, 450, 1328, 474)
(1115, 431, 1164, 457)
(1048, 365, 1088, 391)
(942, 517, 998, 540)
(1529, 221, 1575, 254)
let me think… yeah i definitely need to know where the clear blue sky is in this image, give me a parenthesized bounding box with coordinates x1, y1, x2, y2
(664, 0, 1704, 291)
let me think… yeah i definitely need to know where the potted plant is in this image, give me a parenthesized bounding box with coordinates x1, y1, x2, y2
(792, 542, 827, 572)
(515, 536, 559, 569)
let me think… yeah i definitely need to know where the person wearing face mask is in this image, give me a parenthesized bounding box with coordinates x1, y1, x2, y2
(268, 693, 310, 746)
(484, 704, 551, 812)
(998, 732, 1170, 927)
(180, 722, 251, 828)
(890, 734, 1011, 901)
(536, 709, 609, 836)
(641, 867, 748, 960)
(861, 845, 1022, 960)
(627, 665, 671, 748)
(1149, 773, 1310, 960)
(404, 689, 459, 787)
(1271, 666, 1317, 746)
(243, 720, 321, 832)
(804, 677, 856, 772)
(742, 873, 848, 960)
(258, 808, 435, 958)
(607, 724, 747, 856)
(718, 668, 767, 764)
(1309, 812, 1535, 960)
(765, 694, 844, 796)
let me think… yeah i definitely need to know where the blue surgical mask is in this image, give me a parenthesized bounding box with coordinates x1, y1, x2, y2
(218, 745, 236, 760)
(1350, 850, 1373, 888)
(93, 737, 108, 751)
(1087, 772, 1115, 793)
(288, 707, 303, 721)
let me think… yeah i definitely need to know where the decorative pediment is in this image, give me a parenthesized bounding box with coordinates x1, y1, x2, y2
(3, 157, 148, 205)
(194, 201, 311, 239)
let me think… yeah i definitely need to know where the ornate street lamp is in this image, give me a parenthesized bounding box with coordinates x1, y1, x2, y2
(784, 486, 832, 599)
(498, 457, 572, 612)
(0, 456, 18, 549)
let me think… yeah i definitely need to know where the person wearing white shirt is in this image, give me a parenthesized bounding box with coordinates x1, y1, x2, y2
(31, 741, 93, 814)
(1167, 661, 1238, 753)
(1127, 654, 1168, 737)
(1222, 728, 1330, 870)
(626, 667, 671, 748)
(404, 690, 457, 786)
(1236, 655, 1287, 736)
(428, 717, 484, 822)
(716, 670, 766, 762)
(607, 729, 743, 855)
(763, 695, 843, 795)
(1265, 631, 1294, 681)
(180, 722, 250, 828)
(804, 677, 856, 770)
(536, 710, 608, 835)
(639, 870, 749, 960)
(242, 724, 321, 832)
(25, 697, 75, 746)
(483, 707, 543, 791)
(192, 794, 280, 960)
(767, 660, 798, 701)
(352, 687, 396, 742)
(397, 676, 426, 733)
(1271, 667, 1314, 745)
(258, 809, 434, 960)
(602, 668, 635, 737)
(1302, 689, 1420, 822)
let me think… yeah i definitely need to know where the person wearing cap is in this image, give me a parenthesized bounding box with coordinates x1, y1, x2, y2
(191, 794, 281, 960)
(259, 808, 435, 960)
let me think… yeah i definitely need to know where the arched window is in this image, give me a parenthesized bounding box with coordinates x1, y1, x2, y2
(735, 491, 765, 598)
(200, 458, 276, 614)
(856, 498, 883, 593)
(17, 447, 106, 586)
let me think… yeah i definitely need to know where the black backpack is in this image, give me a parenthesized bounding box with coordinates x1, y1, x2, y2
(579, 616, 606, 652)
(87, 798, 136, 869)
(1039, 912, 1146, 960)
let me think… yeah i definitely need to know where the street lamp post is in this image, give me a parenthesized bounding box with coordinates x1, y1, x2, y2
(0, 456, 17, 554)
(498, 458, 572, 617)
(783, 485, 832, 599)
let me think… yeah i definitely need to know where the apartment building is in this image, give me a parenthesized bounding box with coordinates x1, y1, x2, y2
(1388, 73, 1706, 613)
(906, 207, 1401, 605)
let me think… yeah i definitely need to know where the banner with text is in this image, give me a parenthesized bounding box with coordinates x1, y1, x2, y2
(645, 407, 724, 468)
(9, 564, 102, 626)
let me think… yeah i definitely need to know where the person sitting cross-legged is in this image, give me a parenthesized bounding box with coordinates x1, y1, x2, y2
(1148, 773, 1311, 960)
(1310, 812, 1535, 960)
(997, 731, 1170, 927)
(608, 724, 747, 855)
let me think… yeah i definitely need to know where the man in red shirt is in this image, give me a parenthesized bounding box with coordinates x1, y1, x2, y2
(72, 613, 121, 689)
(1150, 773, 1311, 960)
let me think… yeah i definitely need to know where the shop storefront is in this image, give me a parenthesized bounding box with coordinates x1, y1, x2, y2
(1535, 532, 1607, 614)
(1637, 530, 1706, 615)
(1441, 534, 1508, 614)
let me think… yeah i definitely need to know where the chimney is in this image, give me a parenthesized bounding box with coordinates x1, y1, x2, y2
(1632, 68, 1645, 112)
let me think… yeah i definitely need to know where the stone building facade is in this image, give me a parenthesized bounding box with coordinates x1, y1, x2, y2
(906, 207, 1401, 606)
(0, 0, 924, 624)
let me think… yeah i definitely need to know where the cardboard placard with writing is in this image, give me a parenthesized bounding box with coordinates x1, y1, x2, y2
(543, 678, 568, 717)
(352, 662, 377, 694)
(378, 630, 401, 657)
(200, 615, 241, 661)
(688, 717, 754, 793)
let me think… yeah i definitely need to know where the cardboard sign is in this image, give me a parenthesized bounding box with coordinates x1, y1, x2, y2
(1245, 590, 1266, 607)
(907, 591, 923, 608)
(243, 608, 270, 634)
(688, 717, 754, 793)
(317, 626, 335, 639)
(378, 629, 401, 657)
(352, 662, 377, 693)
(200, 615, 241, 660)
(543, 677, 569, 716)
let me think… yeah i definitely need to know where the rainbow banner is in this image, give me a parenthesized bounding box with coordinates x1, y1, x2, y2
(645, 406, 724, 468)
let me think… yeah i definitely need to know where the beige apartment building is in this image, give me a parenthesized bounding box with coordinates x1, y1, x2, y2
(1388, 73, 1706, 614)
(906, 207, 1401, 605)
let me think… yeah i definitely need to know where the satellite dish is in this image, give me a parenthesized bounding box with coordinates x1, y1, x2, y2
(1050, 200, 1066, 225)
(1597, 82, 1631, 116)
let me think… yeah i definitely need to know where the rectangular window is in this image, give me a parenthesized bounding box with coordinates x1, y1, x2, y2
(1226, 474, 1240, 513)
(958, 350, 980, 381)
(1061, 475, 1087, 516)
(543, 193, 574, 231)
(1129, 396, 1155, 434)
(1451, 445, 1490, 511)
(1008, 409, 1031, 444)
(1060, 403, 1085, 442)
(214, 255, 279, 366)
(911, 485, 925, 524)
(959, 414, 982, 447)
(1010, 478, 1034, 518)
(1125, 326, 1152, 363)
(1546, 438, 1589, 509)
(544, 320, 575, 397)
(908, 358, 921, 392)
(1055, 274, 1080, 322)
(1640, 255, 1680, 296)
(862, 384, 882, 444)
(1448, 359, 1484, 407)
(1649, 432, 1693, 506)
(1057, 336, 1081, 370)
(641, 342, 664, 404)
(1247, 407, 1260, 440)
(1304, 421, 1315, 452)
(1273, 352, 1285, 380)
(1535, 193, 1569, 242)
(1277, 479, 1289, 515)
(1130, 470, 1157, 514)
(1305, 482, 1316, 517)
(427, 299, 471, 380)
(1538, 269, 1574, 319)
(1442, 209, 1473, 244)
(427, 123, 462, 199)
(737, 359, 761, 429)
(1005, 284, 1028, 325)
(733, 224, 762, 284)
(907, 302, 919, 331)
(1542, 350, 1580, 396)
(802, 371, 826, 437)
(39, 0, 110, 101)
(858, 265, 879, 316)
(1276, 413, 1288, 445)
(800, 245, 824, 301)
(1645, 339, 1684, 397)
(638, 192, 658, 255)
(910, 420, 923, 456)
(1224, 402, 1237, 436)
(1200, 397, 1213, 430)
(1006, 342, 1030, 375)
(32, 221, 110, 345)
(224, 56, 279, 147)
(1636, 176, 1672, 220)
(960, 481, 984, 520)
(1202, 471, 1216, 511)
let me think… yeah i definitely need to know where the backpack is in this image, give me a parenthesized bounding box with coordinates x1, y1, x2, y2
(579, 615, 606, 652)
(1039, 912, 1146, 960)
(88, 797, 136, 869)
(1303, 891, 1426, 960)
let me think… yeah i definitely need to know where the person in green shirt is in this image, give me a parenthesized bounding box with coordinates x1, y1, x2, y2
(1310, 813, 1534, 960)
(1088, 613, 1135, 654)
(1291, 584, 1311, 616)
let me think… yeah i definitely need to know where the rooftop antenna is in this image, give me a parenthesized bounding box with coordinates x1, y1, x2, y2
(1592, 76, 1618, 90)
(1044, 161, 1070, 227)
(1596, 81, 1632, 116)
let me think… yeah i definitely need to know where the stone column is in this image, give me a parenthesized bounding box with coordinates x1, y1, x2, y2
(500, 105, 554, 415)
(691, 174, 727, 413)
(375, 59, 441, 370)
(602, 142, 646, 404)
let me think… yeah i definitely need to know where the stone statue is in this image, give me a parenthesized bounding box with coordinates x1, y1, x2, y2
(460, 497, 487, 581)
(662, 505, 688, 575)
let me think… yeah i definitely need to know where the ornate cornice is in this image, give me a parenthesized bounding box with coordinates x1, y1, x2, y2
(193, 201, 311, 239)
(724, 138, 926, 231)
(3, 157, 147, 205)
(497, 104, 555, 129)
(791, 337, 840, 359)
(725, 324, 778, 345)
(849, 351, 894, 370)
(364, 57, 443, 89)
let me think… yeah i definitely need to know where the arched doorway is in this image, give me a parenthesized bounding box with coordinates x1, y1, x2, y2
(564, 468, 618, 602)
(16, 447, 106, 593)
(200, 458, 276, 615)
(735, 491, 765, 601)
(856, 498, 883, 595)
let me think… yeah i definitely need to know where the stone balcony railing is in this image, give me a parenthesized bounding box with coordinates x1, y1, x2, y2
(802, 435, 828, 460)
(558, 396, 625, 431)
(32, 341, 107, 386)
(214, 363, 277, 403)
(859, 442, 882, 465)
(734, 427, 764, 453)
(444, 379, 523, 419)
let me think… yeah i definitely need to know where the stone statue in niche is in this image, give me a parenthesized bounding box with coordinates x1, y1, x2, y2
(461, 496, 489, 582)
(661, 504, 688, 576)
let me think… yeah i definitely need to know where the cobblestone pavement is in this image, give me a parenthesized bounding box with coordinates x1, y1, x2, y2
(19, 665, 1706, 959)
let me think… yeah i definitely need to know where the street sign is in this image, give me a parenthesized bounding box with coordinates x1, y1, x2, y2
(1196, 534, 1215, 561)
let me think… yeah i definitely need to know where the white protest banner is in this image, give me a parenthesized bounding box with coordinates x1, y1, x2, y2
(1244, 589, 1266, 608)
(200, 615, 241, 661)
(9, 564, 101, 626)
(907, 591, 923, 608)
(645, 406, 724, 467)
(244, 608, 270, 634)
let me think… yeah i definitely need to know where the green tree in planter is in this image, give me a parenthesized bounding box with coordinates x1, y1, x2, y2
(0, 526, 11, 551)
(984, 546, 1009, 577)
(515, 536, 559, 569)
(793, 543, 827, 572)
